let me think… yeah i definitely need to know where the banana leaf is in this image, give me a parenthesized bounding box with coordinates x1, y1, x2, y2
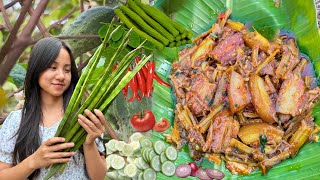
(149, 0, 320, 179)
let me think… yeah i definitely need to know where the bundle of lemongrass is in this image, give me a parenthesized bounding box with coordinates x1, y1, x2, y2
(45, 19, 152, 179)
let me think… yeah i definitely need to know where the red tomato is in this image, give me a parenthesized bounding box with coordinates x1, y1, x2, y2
(130, 110, 156, 132)
(153, 118, 170, 132)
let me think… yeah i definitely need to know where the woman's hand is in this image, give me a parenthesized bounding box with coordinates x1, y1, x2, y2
(78, 109, 107, 145)
(28, 137, 76, 169)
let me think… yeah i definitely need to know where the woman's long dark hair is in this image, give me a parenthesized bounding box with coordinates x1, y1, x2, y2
(12, 37, 79, 179)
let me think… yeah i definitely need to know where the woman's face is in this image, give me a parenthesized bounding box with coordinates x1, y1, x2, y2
(38, 48, 72, 99)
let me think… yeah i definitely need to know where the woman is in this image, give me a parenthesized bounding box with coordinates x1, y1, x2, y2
(0, 37, 107, 179)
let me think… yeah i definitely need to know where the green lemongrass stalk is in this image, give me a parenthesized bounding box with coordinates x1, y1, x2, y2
(62, 37, 142, 137)
(65, 49, 149, 146)
(59, 25, 123, 137)
(66, 54, 152, 150)
(55, 44, 103, 137)
(64, 48, 138, 142)
(45, 132, 87, 180)
(55, 18, 117, 137)
(61, 30, 133, 136)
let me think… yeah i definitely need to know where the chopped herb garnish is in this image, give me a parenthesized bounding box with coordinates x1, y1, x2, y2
(259, 134, 268, 153)
(210, 32, 218, 38)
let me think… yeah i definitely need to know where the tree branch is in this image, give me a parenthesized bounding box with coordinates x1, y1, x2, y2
(0, 0, 49, 85)
(0, 0, 33, 64)
(19, 0, 49, 38)
(47, 7, 78, 30)
(0, 24, 5, 31)
(0, 0, 12, 30)
(20, 2, 49, 37)
(0, 0, 20, 12)
(78, 54, 93, 72)
(80, 0, 84, 12)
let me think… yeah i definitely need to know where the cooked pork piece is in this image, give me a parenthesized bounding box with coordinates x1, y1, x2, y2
(276, 73, 306, 116)
(210, 32, 245, 65)
(186, 72, 217, 116)
(213, 74, 229, 106)
(210, 110, 239, 153)
(170, 72, 190, 101)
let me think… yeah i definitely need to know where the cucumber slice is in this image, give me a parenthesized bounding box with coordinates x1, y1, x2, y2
(130, 141, 141, 152)
(161, 161, 176, 176)
(148, 150, 157, 163)
(119, 151, 125, 156)
(165, 146, 178, 161)
(117, 168, 126, 176)
(130, 132, 144, 142)
(111, 155, 125, 170)
(138, 172, 144, 180)
(117, 175, 129, 180)
(133, 149, 142, 157)
(160, 152, 168, 163)
(106, 154, 117, 170)
(115, 141, 126, 152)
(124, 163, 138, 177)
(142, 147, 152, 162)
(106, 146, 114, 155)
(134, 158, 142, 170)
(139, 137, 152, 148)
(107, 139, 117, 152)
(123, 144, 134, 157)
(106, 171, 118, 179)
(150, 155, 161, 172)
(127, 156, 136, 164)
(145, 148, 154, 162)
(143, 168, 156, 180)
(153, 140, 166, 155)
(138, 156, 150, 170)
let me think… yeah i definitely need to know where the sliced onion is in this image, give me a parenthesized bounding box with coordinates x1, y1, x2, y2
(188, 162, 199, 176)
(196, 168, 211, 180)
(206, 168, 225, 180)
(175, 164, 191, 178)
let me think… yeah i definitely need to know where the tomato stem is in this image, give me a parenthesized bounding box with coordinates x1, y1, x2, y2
(139, 111, 144, 118)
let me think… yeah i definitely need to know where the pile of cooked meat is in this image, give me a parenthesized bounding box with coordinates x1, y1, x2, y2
(163, 10, 320, 175)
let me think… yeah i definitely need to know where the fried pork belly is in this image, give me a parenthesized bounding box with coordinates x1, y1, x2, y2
(210, 110, 239, 153)
(210, 32, 245, 65)
(186, 72, 217, 116)
(276, 73, 306, 116)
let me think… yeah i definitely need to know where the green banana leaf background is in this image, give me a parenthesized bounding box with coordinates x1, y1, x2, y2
(146, 0, 320, 179)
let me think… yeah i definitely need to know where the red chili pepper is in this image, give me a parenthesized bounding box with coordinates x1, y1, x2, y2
(146, 61, 155, 97)
(122, 68, 130, 99)
(136, 70, 146, 97)
(136, 57, 148, 79)
(153, 72, 170, 87)
(123, 84, 128, 99)
(112, 64, 118, 71)
(128, 74, 141, 102)
(141, 65, 148, 79)
(218, 12, 225, 21)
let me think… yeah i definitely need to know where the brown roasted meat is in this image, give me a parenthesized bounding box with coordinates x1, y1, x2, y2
(165, 13, 320, 176)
